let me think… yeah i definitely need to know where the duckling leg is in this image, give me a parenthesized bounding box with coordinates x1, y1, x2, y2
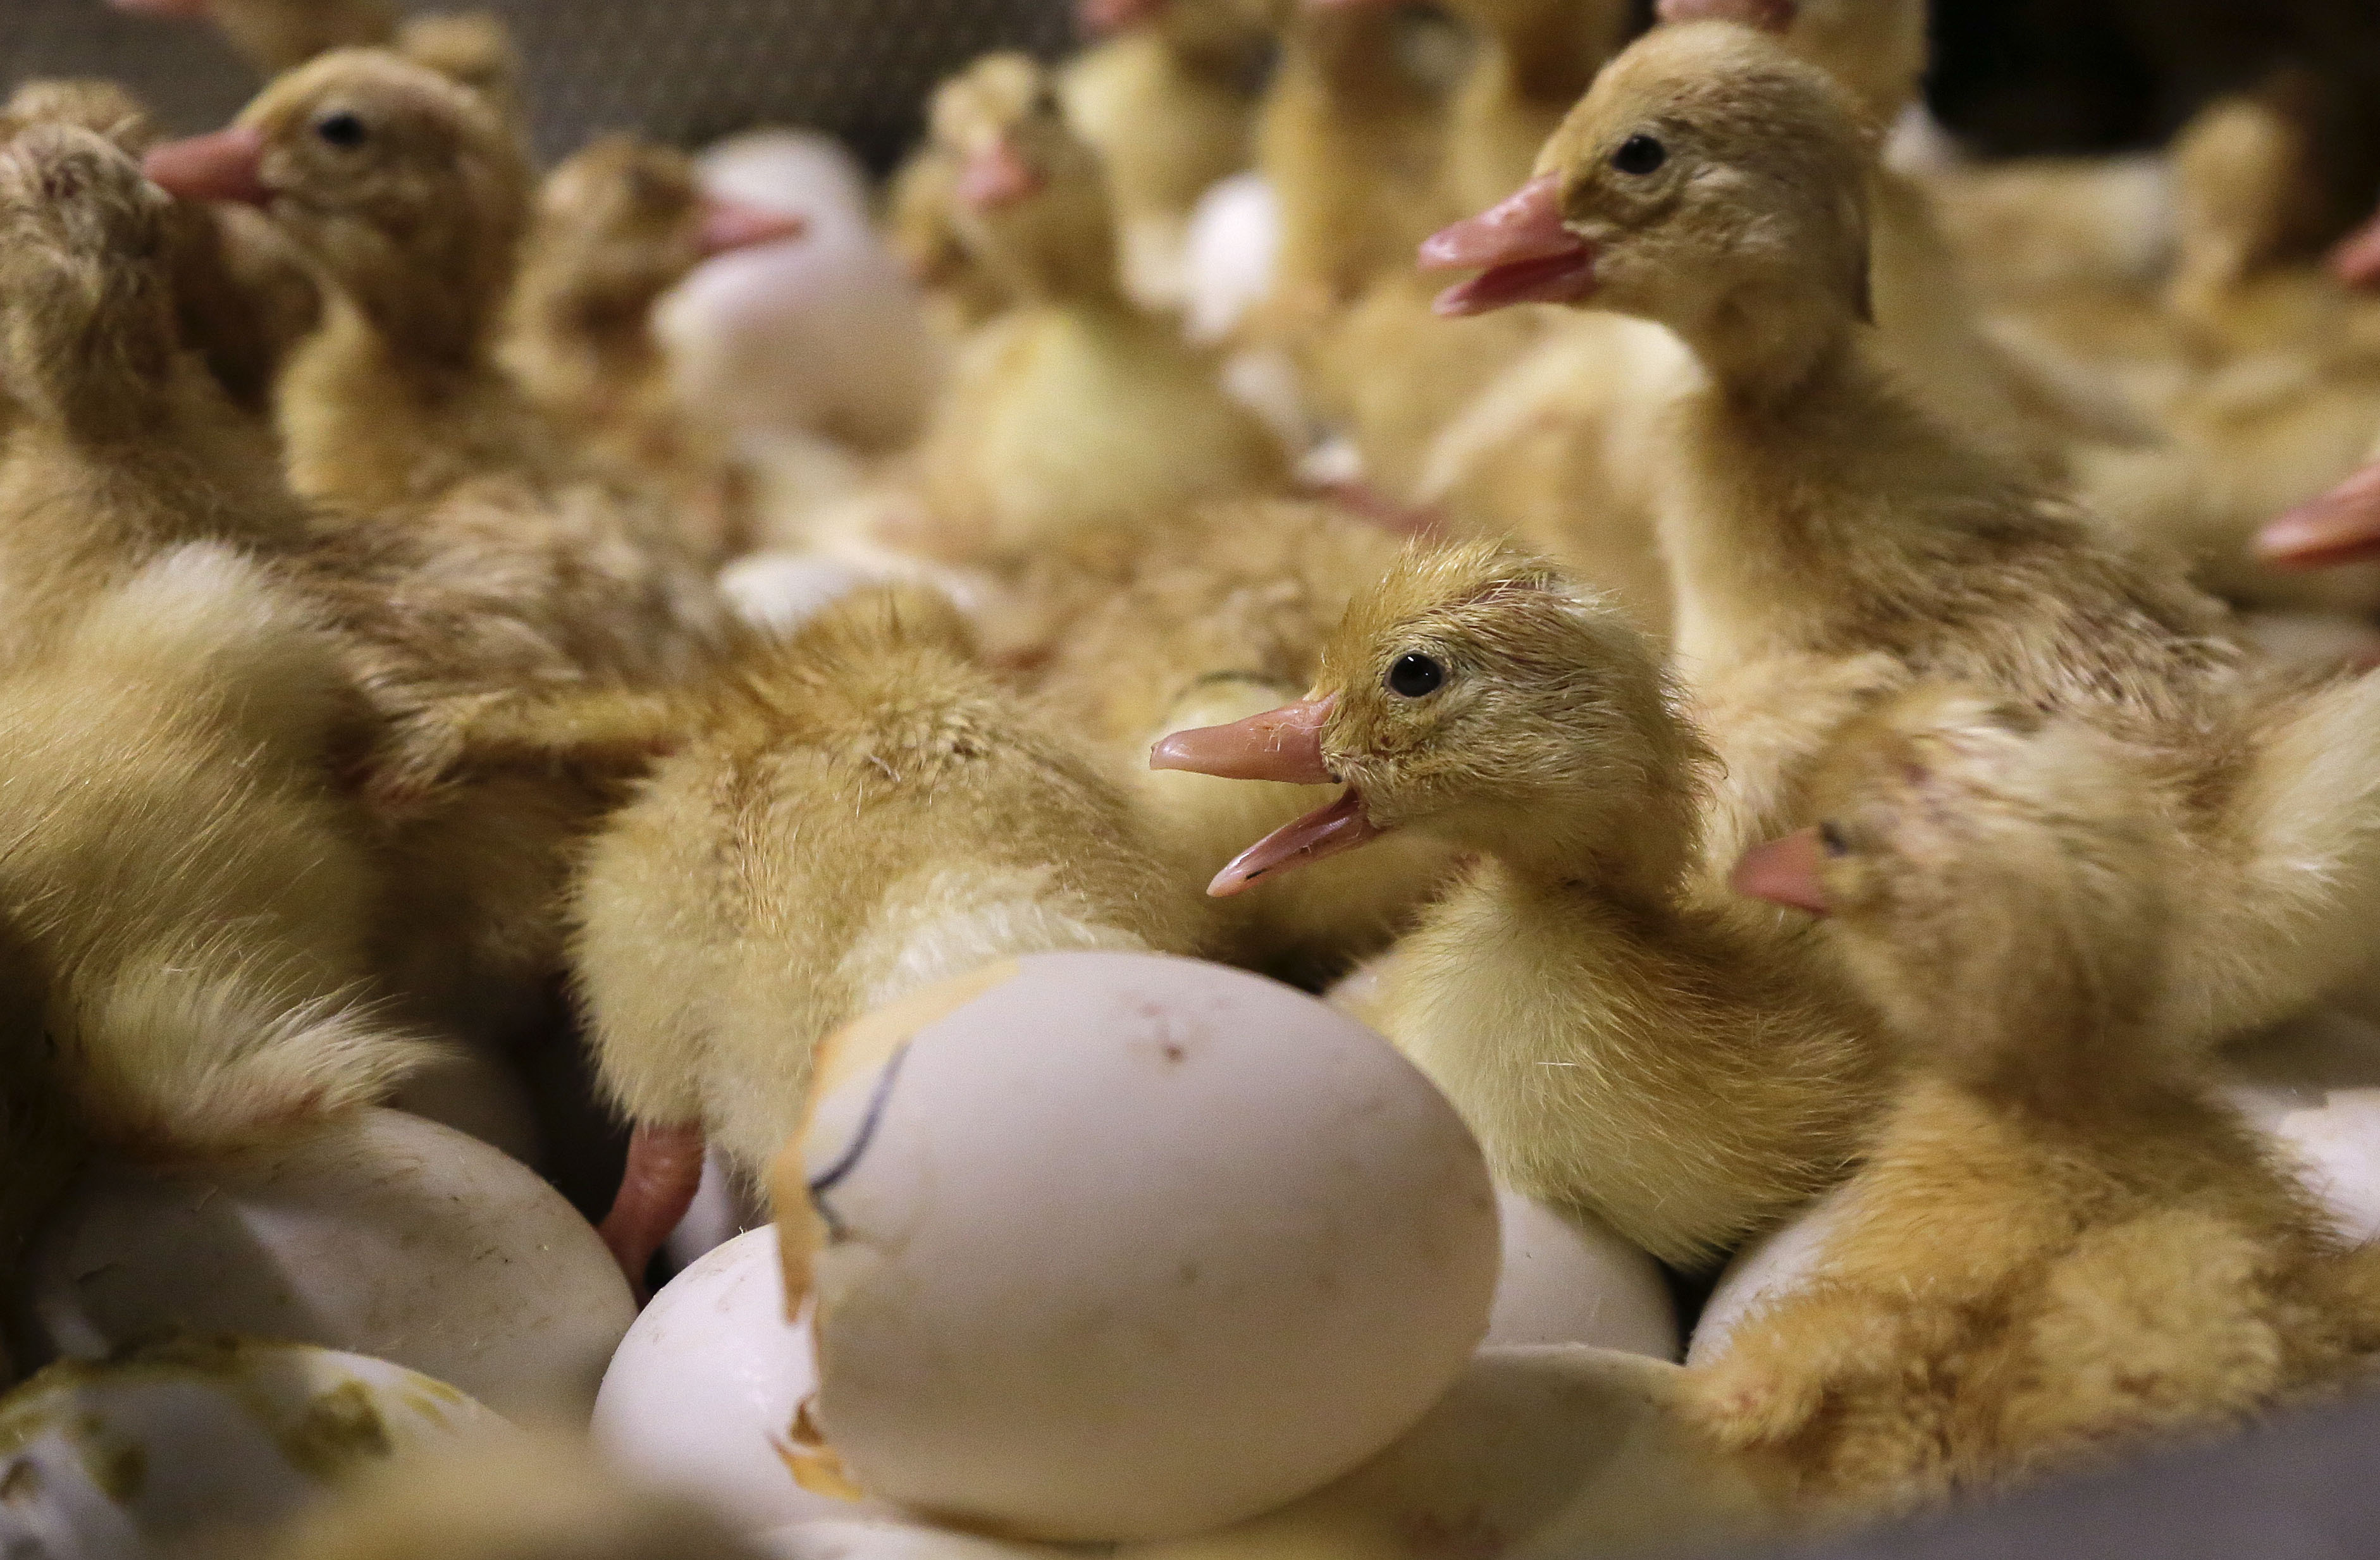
(600, 1122, 707, 1289)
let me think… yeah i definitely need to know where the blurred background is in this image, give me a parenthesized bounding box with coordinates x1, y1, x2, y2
(5, 0, 2379, 175)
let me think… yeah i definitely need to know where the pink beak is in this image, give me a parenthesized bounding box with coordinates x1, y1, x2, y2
(1078, 0, 1166, 35)
(696, 195, 807, 258)
(2259, 460, 2380, 570)
(956, 136, 1044, 214)
(1150, 695, 1339, 784)
(1420, 175, 1598, 317)
(1730, 828, 1832, 915)
(2332, 211, 2380, 292)
(1655, 0, 1797, 32)
(143, 125, 269, 207)
(1207, 789, 1389, 897)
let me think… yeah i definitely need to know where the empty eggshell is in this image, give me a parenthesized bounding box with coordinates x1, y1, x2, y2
(15, 1109, 636, 1421)
(0, 1337, 503, 1560)
(595, 1226, 897, 1532)
(1488, 1193, 1678, 1360)
(2221, 1007, 2380, 1246)
(784, 951, 1501, 1544)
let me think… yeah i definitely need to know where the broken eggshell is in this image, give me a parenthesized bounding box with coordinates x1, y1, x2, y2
(779, 951, 1502, 1544)
(0, 1337, 503, 1560)
(15, 1109, 636, 1422)
(594, 1225, 899, 1533)
(1488, 1193, 1678, 1360)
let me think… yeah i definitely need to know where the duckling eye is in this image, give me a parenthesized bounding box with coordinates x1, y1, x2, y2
(314, 111, 369, 150)
(1612, 133, 1667, 176)
(1818, 820, 1850, 857)
(1386, 653, 1446, 699)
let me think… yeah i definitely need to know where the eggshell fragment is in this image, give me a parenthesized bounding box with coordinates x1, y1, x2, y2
(15, 1109, 635, 1421)
(2222, 1007, 2380, 1245)
(1488, 1193, 1678, 1359)
(595, 1226, 897, 1532)
(789, 952, 1501, 1544)
(0, 1338, 503, 1559)
(1128, 1348, 1791, 1560)
(1686, 1187, 1855, 1368)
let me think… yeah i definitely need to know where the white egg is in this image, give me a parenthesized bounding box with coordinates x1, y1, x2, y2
(595, 1226, 897, 1532)
(1686, 1186, 1856, 1368)
(758, 1520, 1066, 1560)
(0, 1338, 503, 1559)
(788, 952, 1501, 1544)
(2223, 1007, 2380, 1246)
(15, 1109, 636, 1421)
(1488, 1193, 1678, 1360)
(665, 1148, 769, 1271)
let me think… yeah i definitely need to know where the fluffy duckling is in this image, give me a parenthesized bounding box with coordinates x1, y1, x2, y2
(502, 134, 805, 565)
(1063, 0, 1274, 310)
(1440, 0, 1632, 219)
(1154, 543, 1883, 1267)
(0, 540, 425, 1160)
(1029, 500, 1458, 979)
(106, 0, 397, 73)
(908, 53, 1287, 563)
(1255, 0, 1460, 342)
(0, 121, 305, 664)
(1698, 689, 2380, 1511)
(1424, 20, 2380, 1048)
(562, 589, 1203, 1279)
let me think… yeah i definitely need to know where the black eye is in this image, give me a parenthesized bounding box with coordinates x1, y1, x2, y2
(1612, 133, 1666, 176)
(1818, 821, 1849, 857)
(314, 111, 368, 150)
(1386, 653, 1445, 699)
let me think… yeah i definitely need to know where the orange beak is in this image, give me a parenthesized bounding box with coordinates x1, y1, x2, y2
(956, 135, 1044, 214)
(1655, 0, 1798, 31)
(143, 125, 269, 207)
(2331, 210, 2380, 291)
(1420, 175, 1598, 317)
(2257, 460, 2380, 570)
(696, 195, 807, 258)
(1730, 828, 1832, 915)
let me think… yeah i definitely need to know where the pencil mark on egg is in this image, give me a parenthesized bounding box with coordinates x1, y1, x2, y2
(806, 1041, 911, 1241)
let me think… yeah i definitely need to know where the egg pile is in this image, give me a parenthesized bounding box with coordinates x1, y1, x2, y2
(7, 0, 2380, 1554)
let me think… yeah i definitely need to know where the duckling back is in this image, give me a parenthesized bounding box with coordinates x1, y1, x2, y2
(574, 588, 1203, 1177)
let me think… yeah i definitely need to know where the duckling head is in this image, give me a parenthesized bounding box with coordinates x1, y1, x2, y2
(1154, 541, 1706, 900)
(1734, 686, 2172, 1074)
(1421, 20, 1873, 360)
(0, 123, 178, 430)
(142, 48, 531, 364)
(522, 135, 806, 340)
(930, 53, 1117, 304)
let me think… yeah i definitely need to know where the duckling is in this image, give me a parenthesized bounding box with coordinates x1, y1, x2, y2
(561, 587, 1203, 1280)
(1, 78, 319, 422)
(0, 539, 426, 1160)
(502, 134, 805, 566)
(105, 0, 397, 74)
(1063, 0, 1275, 310)
(908, 53, 1287, 564)
(0, 120, 304, 665)
(1697, 688, 2380, 1511)
(1423, 18, 2380, 1047)
(1153, 542, 1884, 1267)
(144, 52, 729, 1038)
(1440, 0, 1631, 219)
(1031, 499, 1458, 978)
(1254, 0, 1462, 344)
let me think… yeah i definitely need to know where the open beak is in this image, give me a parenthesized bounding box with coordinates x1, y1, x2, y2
(2257, 460, 2380, 570)
(696, 195, 807, 258)
(1655, 0, 1799, 31)
(1730, 828, 1832, 915)
(2331, 211, 2380, 291)
(143, 125, 269, 207)
(956, 135, 1044, 214)
(1078, 0, 1164, 35)
(1420, 175, 1598, 317)
(1208, 789, 1388, 897)
(1150, 695, 1337, 784)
